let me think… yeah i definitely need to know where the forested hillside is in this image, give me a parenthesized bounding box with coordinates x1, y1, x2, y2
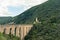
(0, 17, 13, 24)
(1, 0, 60, 24)
(0, 0, 60, 40)
(25, 23, 60, 40)
(14, 0, 60, 24)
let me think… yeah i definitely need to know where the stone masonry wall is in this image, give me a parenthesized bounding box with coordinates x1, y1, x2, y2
(0, 24, 33, 40)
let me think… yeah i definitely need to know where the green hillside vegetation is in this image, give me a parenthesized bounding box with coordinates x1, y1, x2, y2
(0, 33, 20, 40)
(0, 17, 13, 24)
(11, 0, 60, 40)
(25, 23, 60, 40)
(14, 0, 60, 24)
(1, 0, 60, 24)
(0, 0, 60, 40)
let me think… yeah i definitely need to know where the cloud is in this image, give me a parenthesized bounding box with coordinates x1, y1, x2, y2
(0, 0, 48, 16)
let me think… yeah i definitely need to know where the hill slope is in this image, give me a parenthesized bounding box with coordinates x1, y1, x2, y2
(0, 17, 13, 24)
(25, 23, 60, 40)
(14, 0, 60, 24)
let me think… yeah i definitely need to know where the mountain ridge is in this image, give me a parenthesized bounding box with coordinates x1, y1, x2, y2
(13, 0, 60, 24)
(0, 0, 60, 24)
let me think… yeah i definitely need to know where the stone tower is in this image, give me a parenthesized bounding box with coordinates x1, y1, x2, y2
(36, 17, 39, 23)
(33, 17, 40, 24)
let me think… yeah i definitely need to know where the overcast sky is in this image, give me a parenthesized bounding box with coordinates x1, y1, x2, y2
(0, 0, 48, 17)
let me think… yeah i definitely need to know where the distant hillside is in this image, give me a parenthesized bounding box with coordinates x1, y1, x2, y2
(14, 0, 60, 24)
(0, 17, 13, 24)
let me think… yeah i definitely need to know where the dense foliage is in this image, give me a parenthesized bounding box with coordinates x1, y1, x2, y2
(0, 33, 20, 40)
(25, 22, 60, 40)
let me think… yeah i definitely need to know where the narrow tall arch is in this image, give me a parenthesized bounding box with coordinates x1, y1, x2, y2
(15, 27, 17, 36)
(9, 28, 12, 35)
(3, 28, 6, 34)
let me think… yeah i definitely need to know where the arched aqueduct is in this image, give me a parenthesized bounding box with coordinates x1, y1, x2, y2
(0, 24, 33, 40)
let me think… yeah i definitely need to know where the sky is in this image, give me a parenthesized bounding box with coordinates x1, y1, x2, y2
(0, 0, 48, 17)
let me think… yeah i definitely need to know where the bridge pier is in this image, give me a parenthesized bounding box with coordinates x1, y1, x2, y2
(0, 24, 33, 40)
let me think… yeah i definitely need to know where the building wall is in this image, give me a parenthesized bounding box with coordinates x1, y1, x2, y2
(0, 24, 33, 40)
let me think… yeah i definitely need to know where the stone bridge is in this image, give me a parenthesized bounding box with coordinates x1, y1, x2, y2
(0, 24, 33, 40)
